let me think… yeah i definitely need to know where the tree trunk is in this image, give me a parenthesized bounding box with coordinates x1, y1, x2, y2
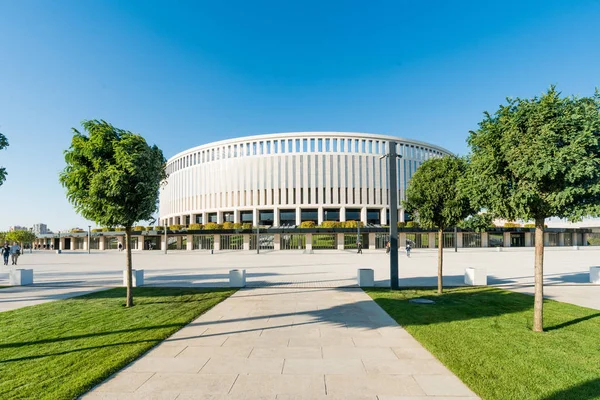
(533, 217, 544, 332)
(125, 226, 134, 307)
(438, 228, 443, 294)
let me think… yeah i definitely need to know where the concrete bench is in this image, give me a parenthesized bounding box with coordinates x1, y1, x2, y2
(590, 267, 600, 284)
(357, 268, 375, 287)
(123, 269, 144, 287)
(465, 267, 487, 286)
(10, 269, 34, 286)
(56, 250, 61, 254)
(496, 247, 502, 252)
(229, 269, 246, 288)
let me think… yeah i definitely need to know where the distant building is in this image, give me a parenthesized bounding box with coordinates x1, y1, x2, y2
(9, 226, 28, 232)
(32, 223, 49, 235)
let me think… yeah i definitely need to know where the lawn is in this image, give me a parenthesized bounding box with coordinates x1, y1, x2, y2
(365, 287, 600, 400)
(0, 287, 235, 400)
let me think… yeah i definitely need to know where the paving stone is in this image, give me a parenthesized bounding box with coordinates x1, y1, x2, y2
(283, 358, 365, 375)
(362, 359, 450, 375)
(321, 346, 398, 360)
(325, 374, 426, 397)
(391, 347, 436, 360)
(200, 357, 284, 374)
(136, 373, 237, 394)
(413, 374, 478, 397)
(288, 336, 355, 347)
(229, 374, 326, 397)
(249, 346, 323, 359)
(81, 392, 178, 399)
(124, 356, 210, 373)
(176, 346, 253, 359)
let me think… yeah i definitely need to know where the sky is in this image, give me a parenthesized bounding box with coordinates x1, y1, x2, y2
(0, 0, 599, 231)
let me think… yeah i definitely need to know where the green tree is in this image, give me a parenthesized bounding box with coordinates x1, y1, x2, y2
(465, 87, 600, 332)
(0, 132, 8, 186)
(404, 156, 473, 294)
(60, 120, 166, 307)
(7, 230, 36, 251)
(458, 212, 494, 232)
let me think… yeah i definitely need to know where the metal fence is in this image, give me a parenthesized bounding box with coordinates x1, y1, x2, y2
(250, 234, 274, 250)
(312, 234, 337, 250)
(281, 234, 306, 250)
(220, 234, 244, 250)
(405, 233, 429, 248)
(462, 232, 481, 248)
(488, 233, 504, 247)
(435, 232, 456, 248)
(375, 233, 389, 249)
(193, 235, 214, 250)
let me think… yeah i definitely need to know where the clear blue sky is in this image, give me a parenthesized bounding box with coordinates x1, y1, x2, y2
(1, 0, 599, 231)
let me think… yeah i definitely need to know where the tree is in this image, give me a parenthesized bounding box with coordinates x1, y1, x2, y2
(465, 87, 600, 332)
(458, 212, 494, 232)
(7, 230, 36, 251)
(404, 156, 473, 293)
(0, 132, 8, 186)
(60, 120, 166, 307)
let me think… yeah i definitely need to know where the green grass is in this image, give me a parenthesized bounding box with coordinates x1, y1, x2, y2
(365, 287, 600, 400)
(0, 287, 235, 400)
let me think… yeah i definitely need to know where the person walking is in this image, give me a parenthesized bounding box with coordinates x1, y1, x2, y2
(1, 242, 10, 266)
(385, 241, 391, 254)
(10, 242, 21, 265)
(357, 241, 363, 254)
(405, 243, 411, 258)
(118, 242, 123, 252)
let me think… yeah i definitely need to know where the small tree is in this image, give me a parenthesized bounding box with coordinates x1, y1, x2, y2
(0, 132, 8, 186)
(404, 156, 473, 294)
(458, 212, 494, 232)
(7, 230, 36, 251)
(466, 87, 600, 332)
(60, 120, 166, 307)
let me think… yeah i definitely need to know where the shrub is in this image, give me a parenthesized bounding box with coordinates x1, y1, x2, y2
(397, 222, 406, 228)
(222, 222, 234, 230)
(189, 223, 203, 230)
(169, 224, 182, 231)
(233, 223, 243, 230)
(155, 226, 164, 231)
(203, 222, 221, 230)
(321, 221, 340, 229)
(300, 221, 316, 228)
(91, 228, 102, 233)
(504, 222, 521, 228)
(405, 221, 419, 228)
(114, 227, 125, 232)
(523, 223, 535, 228)
(344, 220, 358, 228)
(242, 223, 253, 230)
(133, 226, 145, 231)
(101, 227, 110, 232)
(71, 229, 84, 233)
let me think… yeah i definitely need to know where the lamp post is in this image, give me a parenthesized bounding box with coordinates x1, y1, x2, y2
(164, 222, 168, 254)
(454, 226, 458, 252)
(256, 224, 260, 254)
(88, 225, 91, 254)
(381, 141, 402, 290)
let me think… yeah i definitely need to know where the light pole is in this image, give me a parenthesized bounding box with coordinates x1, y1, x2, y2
(454, 226, 458, 252)
(256, 224, 260, 254)
(381, 141, 402, 290)
(164, 222, 168, 254)
(88, 225, 91, 254)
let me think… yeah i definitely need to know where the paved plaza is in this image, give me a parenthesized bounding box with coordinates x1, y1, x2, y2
(1, 248, 598, 399)
(82, 287, 479, 400)
(0, 247, 599, 311)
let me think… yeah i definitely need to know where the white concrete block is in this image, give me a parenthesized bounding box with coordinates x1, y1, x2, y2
(496, 247, 502, 252)
(357, 268, 374, 287)
(56, 250, 61, 254)
(465, 267, 487, 286)
(573, 245, 579, 250)
(229, 269, 246, 287)
(10, 269, 33, 286)
(590, 267, 600, 284)
(123, 269, 144, 287)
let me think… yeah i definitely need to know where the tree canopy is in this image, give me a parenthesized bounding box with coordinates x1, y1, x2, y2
(60, 120, 166, 306)
(404, 156, 473, 293)
(59, 120, 166, 227)
(404, 156, 473, 230)
(465, 86, 600, 222)
(458, 212, 494, 232)
(0, 132, 8, 186)
(465, 86, 600, 332)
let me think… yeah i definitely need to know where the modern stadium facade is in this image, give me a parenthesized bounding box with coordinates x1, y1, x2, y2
(158, 132, 452, 227)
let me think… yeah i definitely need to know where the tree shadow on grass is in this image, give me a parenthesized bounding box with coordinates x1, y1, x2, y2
(545, 312, 600, 331)
(70, 287, 233, 301)
(541, 377, 600, 400)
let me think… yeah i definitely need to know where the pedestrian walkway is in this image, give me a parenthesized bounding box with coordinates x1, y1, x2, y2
(82, 288, 479, 399)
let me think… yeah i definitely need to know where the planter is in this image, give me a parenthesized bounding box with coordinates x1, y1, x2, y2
(357, 268, 374, 287)
(123, 269, 144, 287)
(590, 267, 600, 284)
(229, 269, 246, 287)
(465, 267, 487, 286)
(10, 269, 34, 286)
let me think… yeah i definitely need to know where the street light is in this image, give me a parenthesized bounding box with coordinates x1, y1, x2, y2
(164, 221, 168, 255)
(88, 225, 91, 254)
(381, 141, 402, 290)
(256, 224, 260, 254)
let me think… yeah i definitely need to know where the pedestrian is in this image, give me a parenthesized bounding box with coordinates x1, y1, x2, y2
(357, 241, 363, 254)
(1, 242, 10, 266)
(405, 243, 411, 258)
(385, 241, 391, 254)
(118, 243, 123, 252)
(10, 242, 21, 265)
